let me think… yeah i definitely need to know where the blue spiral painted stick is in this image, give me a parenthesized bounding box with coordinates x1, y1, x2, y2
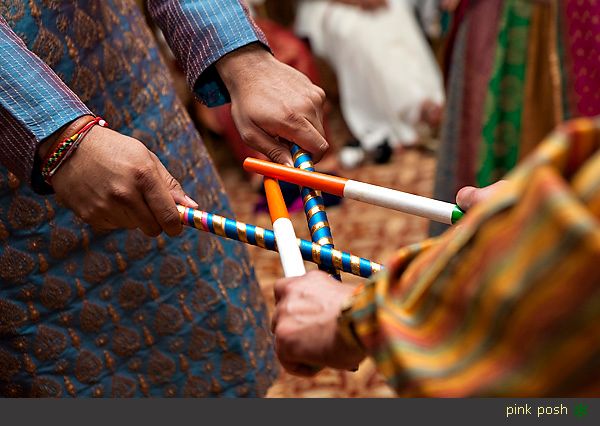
(290, 145, 341, 280)
(177, 206, 382, 279)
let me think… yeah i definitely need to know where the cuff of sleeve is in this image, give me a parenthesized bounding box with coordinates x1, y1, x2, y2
(0, 104, 91, 193)
(346, 274, 384, 354)
(347, 238, 439, 353)
(192, 39, 270, 107)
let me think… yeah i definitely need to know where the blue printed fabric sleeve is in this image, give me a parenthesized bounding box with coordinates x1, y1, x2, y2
(147, 0, 270, 106)
(0, 16, 91, 186)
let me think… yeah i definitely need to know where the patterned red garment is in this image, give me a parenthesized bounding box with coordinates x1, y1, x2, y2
(432, 0, 600, 236)
(561, 0, 600, 117)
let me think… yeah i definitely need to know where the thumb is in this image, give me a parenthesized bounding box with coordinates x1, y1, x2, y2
(154, 156, 198, 209)
(266, 143, 294, 167)
(456, 187, 479, 211)
(241, 123, 294, 166)
(456, 181, 507, 210)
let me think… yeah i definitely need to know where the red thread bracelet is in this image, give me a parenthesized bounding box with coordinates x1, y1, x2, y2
(41, 117, 108, 184)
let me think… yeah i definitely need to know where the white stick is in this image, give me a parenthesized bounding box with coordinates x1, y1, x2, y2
(272, 218, 307, 277)
(344, 180, 456, 225)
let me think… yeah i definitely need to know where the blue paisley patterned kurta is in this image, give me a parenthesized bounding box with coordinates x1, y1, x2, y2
(0, 0, 276, 397)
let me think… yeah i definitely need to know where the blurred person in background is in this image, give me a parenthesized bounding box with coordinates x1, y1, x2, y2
(295, 0, 445, 168)
(432, 0, 600, 235)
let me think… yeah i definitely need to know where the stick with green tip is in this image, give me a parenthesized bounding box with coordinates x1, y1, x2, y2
(244, 157, 466, 225)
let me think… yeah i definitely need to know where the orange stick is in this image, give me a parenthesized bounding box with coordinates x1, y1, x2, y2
(264, 177, 306, 278)
(264, 177, 289, 222)
(245, 157, 465, 225)
(245, 157, 347, 196)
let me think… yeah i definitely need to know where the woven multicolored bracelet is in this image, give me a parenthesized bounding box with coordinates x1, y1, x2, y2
(41, 116, 108, 184)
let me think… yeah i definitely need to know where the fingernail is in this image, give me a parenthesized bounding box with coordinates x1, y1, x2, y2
(184, 195, 198, 208)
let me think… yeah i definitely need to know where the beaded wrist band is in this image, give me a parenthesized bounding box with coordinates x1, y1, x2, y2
(41, 116, 108, 184)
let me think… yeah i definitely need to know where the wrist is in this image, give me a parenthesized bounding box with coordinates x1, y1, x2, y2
(38, 114, 95, 159)
(215, 42, 273, 91)
(40, 116, 106, 185)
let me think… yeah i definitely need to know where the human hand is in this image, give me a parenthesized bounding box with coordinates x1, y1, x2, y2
(456, 180, 508, 210)
(216, 43, 327, 166)
(332, 0, 388, 11)
(44, 119, 197, 237)
(272, 271, 366, 376)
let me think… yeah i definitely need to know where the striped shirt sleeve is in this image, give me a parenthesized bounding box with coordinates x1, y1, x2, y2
(0, 17, 91, 186)
(349, 118, 600, 397)
(147, 0, 269, 106)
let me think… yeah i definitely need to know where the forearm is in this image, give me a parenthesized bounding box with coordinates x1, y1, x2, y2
(0, 17, 90, 188)
(147, 0, 270, 106)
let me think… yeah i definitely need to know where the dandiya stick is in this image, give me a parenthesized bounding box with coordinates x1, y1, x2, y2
(264, 178, 322, 374)
(290, 145, 341, 280)
(244, 157, 465, 225)
(264, 177, 306, 277)
(177, 205, 382, 279)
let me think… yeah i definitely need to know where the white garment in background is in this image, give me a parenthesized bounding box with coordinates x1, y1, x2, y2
(296, 0, 444, 150)
(244, 0, 264, 16)
(408, 0, 443, 38)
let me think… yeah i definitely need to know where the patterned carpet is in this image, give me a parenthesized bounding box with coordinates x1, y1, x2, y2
(213, 113, 438, 397)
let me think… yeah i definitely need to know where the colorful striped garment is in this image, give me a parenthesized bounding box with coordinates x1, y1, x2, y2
(349, 117, 600, 397)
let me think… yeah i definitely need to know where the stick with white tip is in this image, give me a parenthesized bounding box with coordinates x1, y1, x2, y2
(264, 178, 306, 277)
(244, 158, 465, 225)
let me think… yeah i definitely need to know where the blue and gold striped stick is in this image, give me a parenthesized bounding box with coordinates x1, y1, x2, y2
(177, 205, 382, 279)
(290, 145, 341, 280)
